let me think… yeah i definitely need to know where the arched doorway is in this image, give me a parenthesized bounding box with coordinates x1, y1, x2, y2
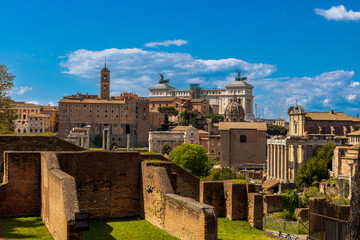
(162, 145, 172, 155)
(125, 124, 131, 134)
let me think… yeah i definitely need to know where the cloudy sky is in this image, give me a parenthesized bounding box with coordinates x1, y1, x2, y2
(1, 0, 360, 119)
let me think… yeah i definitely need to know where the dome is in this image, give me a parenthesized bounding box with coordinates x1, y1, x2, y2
(225, 97, 244, 115)
(224, 96, 245, 122)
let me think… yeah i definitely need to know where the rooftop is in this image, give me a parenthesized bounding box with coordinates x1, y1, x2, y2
(219, 122, 267, 131)
(305, 111, 360, 122)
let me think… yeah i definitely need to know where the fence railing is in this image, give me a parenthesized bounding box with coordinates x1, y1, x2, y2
(263, 215, 309, 235)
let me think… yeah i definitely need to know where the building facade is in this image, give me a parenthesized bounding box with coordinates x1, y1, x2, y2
(13, 102, 41, 134)
(149, 72, 255, 121)
(148, 125, 200, 153)
(267, 105, 360, 183)
(58, 65, 150, 148)
(28, 114, 51, 133)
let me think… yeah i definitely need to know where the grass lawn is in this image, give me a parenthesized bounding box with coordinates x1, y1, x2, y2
(218, 218, 274, 240)
(0, 216, 276, 240)
(83, 216, 178, 240)
(0, 216, 52, 240)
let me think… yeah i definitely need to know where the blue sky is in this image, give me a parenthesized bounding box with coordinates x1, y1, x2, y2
(1, 0, 360, 119)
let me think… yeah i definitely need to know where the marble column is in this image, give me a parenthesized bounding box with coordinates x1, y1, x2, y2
(267, 144, 270, 177)
(284, 145, 288, 182)
(277, 144, 280, 179)
(272, 144, 276, 179)
(102, 129, 106, 150)
(280, 145, 284, 182)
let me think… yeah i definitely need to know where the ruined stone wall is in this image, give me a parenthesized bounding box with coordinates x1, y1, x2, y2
(145, 161, 200, 201)
(0, 152, 41, 216)
(0, 135, 83, 179)
(263, 194, 283, 215)
(57, 151, 141, 218)
(248, 193, 263, 229)
(41, 152, 81, 240)
(140, 153, 168, 161)
(164, 194, 217, 240)
(200, 181, 225, 217)
(141, 161, 217, 240)
(224, 182, 249, 220)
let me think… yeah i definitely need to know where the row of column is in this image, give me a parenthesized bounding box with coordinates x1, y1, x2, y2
(267, 144, 305, 183)
(267, 144, 288, 183)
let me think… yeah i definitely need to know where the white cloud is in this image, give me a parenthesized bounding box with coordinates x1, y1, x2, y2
(186, 77, 204, 84)
(60, 48, 276, 96)
(315, 5, 360, 21)
(26, 100, 39, 105)
(346, 94, 356, 101)
(351, 82, 360, 87)
(253, 70, 356, 118)
(145, 39, 188, 48)
(13, 86, 32, 95)
(48, 101, 55, 106)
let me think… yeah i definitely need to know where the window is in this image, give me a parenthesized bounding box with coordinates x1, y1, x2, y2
(240, 135, 247, 143)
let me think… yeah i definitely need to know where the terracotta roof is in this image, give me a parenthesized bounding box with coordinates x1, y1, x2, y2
(29, 114, 50, 118)
(219, 122, 267, 131)
(59, 98, 125, 104)
(198, 130, 208, 134)
(14, 103, 40, 108)
(347, 130, 360, 136)
(275, 118, 285, 121)
(305, 112, 360, 122)
(172, 125, 194, 131)
(149, 97, 179, 102)
(190, 99, 208, 103)
(262, 179, 280, 191)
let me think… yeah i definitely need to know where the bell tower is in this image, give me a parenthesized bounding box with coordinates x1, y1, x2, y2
(100, 63, 110, 100)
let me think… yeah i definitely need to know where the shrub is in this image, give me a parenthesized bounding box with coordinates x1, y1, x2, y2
(204, 168, 244, 181)
(282, 189, 302, 220)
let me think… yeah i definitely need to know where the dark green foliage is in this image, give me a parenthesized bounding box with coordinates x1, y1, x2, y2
(92, 134, 103, 148)
(0, 65, 18, 134)
(201, 113, 224, 123)
(168, 143, 210, 176)
(162, 145, 172, 154)
(204, 167, 244, 181)
(295, 141, 336, 188)
(158, 106, 178, 131)
(282, 189, 302, 220)
(267, 124, 288, 136)
(179, 110, 198, 127)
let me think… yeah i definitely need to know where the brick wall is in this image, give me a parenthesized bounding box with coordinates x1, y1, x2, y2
(224, 182, 249, 220)
(141, 161, 217, 240)
(263, 194, 283, 215)
(248, 193, 264, 229)
(0, 152, 41, 216)
(41, 152, 81, 240)
(200, 181, 225, 217)
(0, 135, 83, 179)
(57, 151, 141, 218)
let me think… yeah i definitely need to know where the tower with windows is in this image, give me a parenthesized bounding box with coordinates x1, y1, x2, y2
(100, 63, 110, 100)
(288, 105, 306, 137)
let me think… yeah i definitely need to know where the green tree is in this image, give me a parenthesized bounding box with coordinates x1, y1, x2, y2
(267, 124, 288, 136)
(295, 141, 336, 188)
(168, 143, 210, 176)
(0, 64, 18, 134)
(92, 134, 103, 148)
(179, 110, 198, 127)
(201, 113, 224, 123)
(158, 106, 178, 131)
(282, 189, 302, 220)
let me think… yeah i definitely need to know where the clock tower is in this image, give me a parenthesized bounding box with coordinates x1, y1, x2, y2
(100, 63, 110, 100)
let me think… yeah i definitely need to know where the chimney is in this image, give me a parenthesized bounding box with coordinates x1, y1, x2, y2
(330, 110, 334, 114)
(357, 113, 359, 118)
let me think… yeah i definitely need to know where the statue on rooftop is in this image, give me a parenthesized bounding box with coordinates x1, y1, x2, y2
(159, 73, 170, 84)
(235, 69, 247, 81)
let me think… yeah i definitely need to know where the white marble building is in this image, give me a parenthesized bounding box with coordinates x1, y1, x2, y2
(149, 73, 255, 121)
